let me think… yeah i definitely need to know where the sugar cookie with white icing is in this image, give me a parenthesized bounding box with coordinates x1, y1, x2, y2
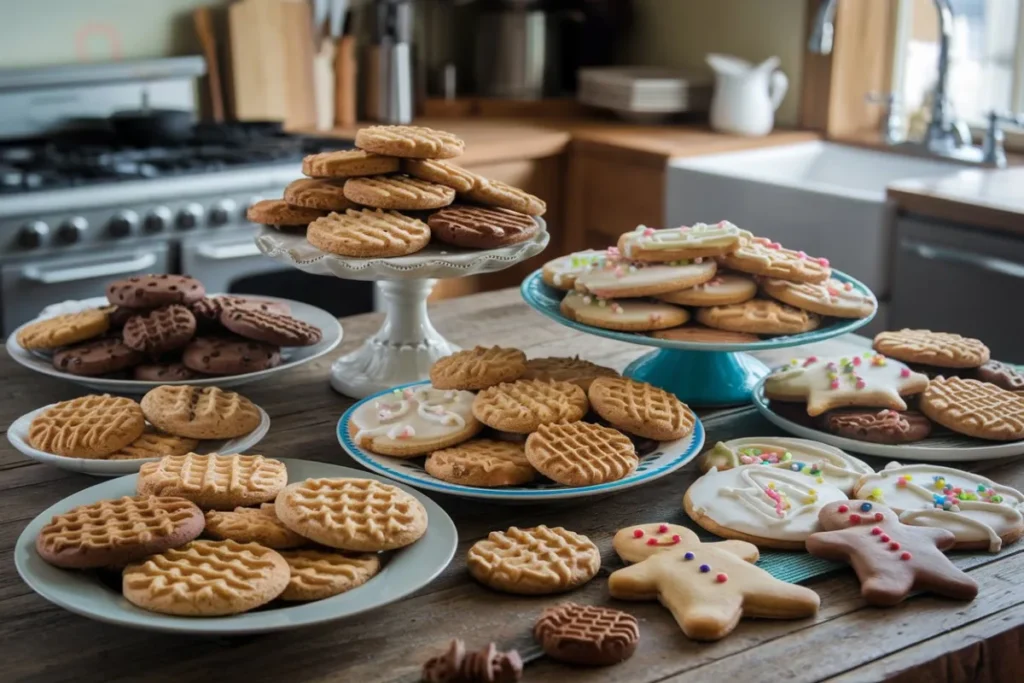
(853, 462, 1024, 552)
(574, 259, 718, 299)
(699, 437, 873, 495)
(617, 222, 744, 262)
(684, 466, 848, 549)
(763, 353, 930, 417)
(350, 386, 482, 457)
(560, 291, 688, 332)
(542, 250, 608, 291)
(655, 273, 757, 307)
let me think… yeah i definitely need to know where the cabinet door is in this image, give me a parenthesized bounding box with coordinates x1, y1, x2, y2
(890, 216, 1024, 363)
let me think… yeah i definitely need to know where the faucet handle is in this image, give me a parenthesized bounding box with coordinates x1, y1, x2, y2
(981, 110, 1023, 168)
(865, 92, 897, 106)
(865, 92, 904, 145)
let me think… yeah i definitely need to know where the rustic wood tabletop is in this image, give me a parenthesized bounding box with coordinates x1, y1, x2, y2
(2, 288, 1022, 683)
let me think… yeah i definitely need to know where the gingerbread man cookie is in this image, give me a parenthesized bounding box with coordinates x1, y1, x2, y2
(806, 501, 978, 606)
(608, 523, 820, 641)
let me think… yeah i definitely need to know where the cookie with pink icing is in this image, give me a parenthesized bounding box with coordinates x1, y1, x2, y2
(683, 465, 848, 550)
(655, 273, 757, 307)
(560, 291, 688, 332)
(350, 386, 482, 457)
(761, 277, 876, 319)
(853, 462, 1024, 552)
(617, 221, 744, 262)
(541, 250, 608, 291)
(574, 259, 718, 299)
(763, 353, 930, 417)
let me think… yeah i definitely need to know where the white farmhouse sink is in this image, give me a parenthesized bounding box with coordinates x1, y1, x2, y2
(666, 141, 964, 304)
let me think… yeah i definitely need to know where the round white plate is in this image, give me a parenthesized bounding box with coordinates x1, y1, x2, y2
(751, 377, 1024, 462)
(5, 295, 343, 394)
(14, 459, 457, 635)
(337, 381, 706, 501)
(7, 403, 271, 476)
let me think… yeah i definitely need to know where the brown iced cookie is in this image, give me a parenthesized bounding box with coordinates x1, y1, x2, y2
(220, 308, 322, 347)
(422, 640, 523, 683)
(283, 178, 356, 212)
(122, 305, 197, 354)
(53, 338, 144, 376)
(973, 360, 1024, 392)
(182, 337, 281, 375)
(428, 205, 538, 249)
(245, 199, 327, 227)
(132, 362, 200, 382)
(819, 408, 933, 444)
(107, 274, 206, 308)
(534, 603, 640, 666)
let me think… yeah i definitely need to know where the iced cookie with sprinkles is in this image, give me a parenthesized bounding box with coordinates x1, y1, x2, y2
(617, 222, 744, 262)
(574, 258, 718, 299)
(655, 273, 757, 307)
(718, 236, 831, 284)
(541, 250, 608, 291)
(560, 291, 688, 332)
(698, 437, 873, 495)
(760, 277, 876, 319)
(763, 353, 930, 417)
(349, 386, 482, 457)
(853, 462, 1024, 552)
(683, 466, 849, 549)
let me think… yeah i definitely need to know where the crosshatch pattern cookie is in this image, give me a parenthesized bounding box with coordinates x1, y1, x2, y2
(343, 174, 455, 211)
(588, 377, 694, 441)
(35, 495, 204, 569)
(107, 274, 206, 308)
(355, 125, 465, 159)
(105, 429, 199, 460)
(401, 158, 478, 192)
(283, 178, 356, 211)
(220, 308, 322, 347)
(696, 299, 821, 335)
(349, 386, 481, 457)
(53, 337, 144, 377)
(920, 376, 1024, 441)
(425, 439, 536, 487)
(307, 208, 431, 258)
(473, 379, 588, 433)
(122, 305, 197, 354)
(246, 199, 327, 227)
(122, 539, 289, 616)
(466, 525, 600, 595)
(534, 603, 640, 666)
(140, 385, 261, 439)
(521, 356, 619, 391)
(302, 149, 400, 178)
(430, 346, 527, 390)
(761, 278, 876, 319)
(29, 395, 145, 459)
(278, 549, 381, 601)
(16, 308, 110, 350)
(137, 453, 288, 510)
(428, 205, 538, 249)
(873, 329, 990, 369)
(182, 337, 281, 375)
(204, 504, 305, 549)
(525, 422, 638, 486)
(275, 477, 428, 552)
(464, 177, 546, 216)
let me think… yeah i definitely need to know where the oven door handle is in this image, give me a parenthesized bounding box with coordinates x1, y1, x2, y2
(21, 252, 159, 285)
(195, 241, 263, 260)
(902, 239, 1024, 279)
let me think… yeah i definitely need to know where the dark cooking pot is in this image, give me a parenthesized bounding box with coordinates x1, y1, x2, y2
(109, 108, 195, 145)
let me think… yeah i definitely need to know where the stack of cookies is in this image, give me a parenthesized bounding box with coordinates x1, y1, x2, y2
(246, 124, 546, 257)
(35, 453, 427, 616)
(765, 329, 1024, 444)
(25, 385, 262, 460)
(542, 222, 876, 340)
(349, 346, 697, 490)
(14, 273, 322, 380)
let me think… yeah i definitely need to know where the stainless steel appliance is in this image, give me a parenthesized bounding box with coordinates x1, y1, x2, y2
(0, 58, 373, 335)
(474, 0, 560, 100)
(365, 0, 414, 123)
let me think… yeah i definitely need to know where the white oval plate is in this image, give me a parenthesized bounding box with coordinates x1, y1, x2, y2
(7, 403, 271, 476)
(751, 377, 1024, 462)
(337, 381, 706, 501)
(14, 459, 457, 636)
(5, 295, 343, 394)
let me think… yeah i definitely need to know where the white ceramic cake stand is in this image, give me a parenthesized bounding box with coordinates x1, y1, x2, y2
(255, 221, 549, 398)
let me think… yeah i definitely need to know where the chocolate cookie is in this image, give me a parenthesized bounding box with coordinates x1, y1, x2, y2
(107, 274, 206, 308)
(106, 306, 138, 329)
(428, 205, 538, 249)
(182, 337, 281, 375)
(192, 296, 290, 323)
(133, 362, 201, 382)
(820, 408, 933, 444)
(219, 308, 322, 347)
(53, 337, 144, 376)
(973, 360, 1024, 392)
(534, 603, 639, 666)
(122, 305, 197, 354)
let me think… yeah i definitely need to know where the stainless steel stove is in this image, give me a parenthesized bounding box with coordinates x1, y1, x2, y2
(0, 57, 374, 334)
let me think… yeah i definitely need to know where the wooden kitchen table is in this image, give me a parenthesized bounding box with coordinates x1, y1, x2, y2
(2, 288, 1022, 683)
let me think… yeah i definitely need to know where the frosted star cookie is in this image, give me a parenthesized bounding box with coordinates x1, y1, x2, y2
(574, 259, 717, 299)
(763, 354, 930, 417)
(920, 376, 1024, 441)
(560, 291, 688, 332)
(683, 466, 849, 549)
(617, 222, 743, 262)
(718, 236, 831, 284)
(350, 386, 481, 457)
(541, 250, 607, 291)
(853, 462, 1024, 552)
(696, 299, 820, 336)
(761, 277, 876, 319)
(467, 526, 600, 595)
(873, 329, 989, 369)
(699, 437, 873, 495)
(655, 273, 757, 307)
(608, 523, 820, 641)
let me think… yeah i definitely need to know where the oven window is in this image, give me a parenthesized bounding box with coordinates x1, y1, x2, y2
(229, 271, 375, 318)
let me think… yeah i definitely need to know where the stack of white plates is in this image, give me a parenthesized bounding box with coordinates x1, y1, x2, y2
(577, 67, 713, 123)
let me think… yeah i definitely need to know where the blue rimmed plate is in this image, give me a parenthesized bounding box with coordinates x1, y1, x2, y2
(337, 381, 705, 502)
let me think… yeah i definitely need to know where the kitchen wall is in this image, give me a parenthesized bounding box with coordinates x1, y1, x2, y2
(621, 0, 808, 126)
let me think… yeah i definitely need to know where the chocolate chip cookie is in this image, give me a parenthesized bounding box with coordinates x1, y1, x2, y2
(122, 305, 197, 354)
(182, 337, 281, 375)
(219, 309, 322, 347)
(53, 338, 144, 376)
(428, 205, 538, 249)
(819, 408, 933, 444)
(973, 360, 1024, 392)
(133, 362, 201, 382)
(107, 275, 206, 308)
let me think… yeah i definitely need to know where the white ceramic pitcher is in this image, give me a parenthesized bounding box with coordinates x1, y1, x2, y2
(707, 54, 789, 137)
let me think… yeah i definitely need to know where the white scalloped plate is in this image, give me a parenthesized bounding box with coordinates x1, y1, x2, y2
(254, 217, 549, 280)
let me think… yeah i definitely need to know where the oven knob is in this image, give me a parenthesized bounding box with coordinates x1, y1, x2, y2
(18, 221, 49, 248)
(108, 211, 138, 239)
(209, 199, 236, 227)
(57, 217, 88, 244)
(144, 207, 172, 234)
(177, 203, 204, 230)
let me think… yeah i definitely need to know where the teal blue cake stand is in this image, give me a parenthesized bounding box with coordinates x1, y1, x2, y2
(520, 269, 875, 407)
